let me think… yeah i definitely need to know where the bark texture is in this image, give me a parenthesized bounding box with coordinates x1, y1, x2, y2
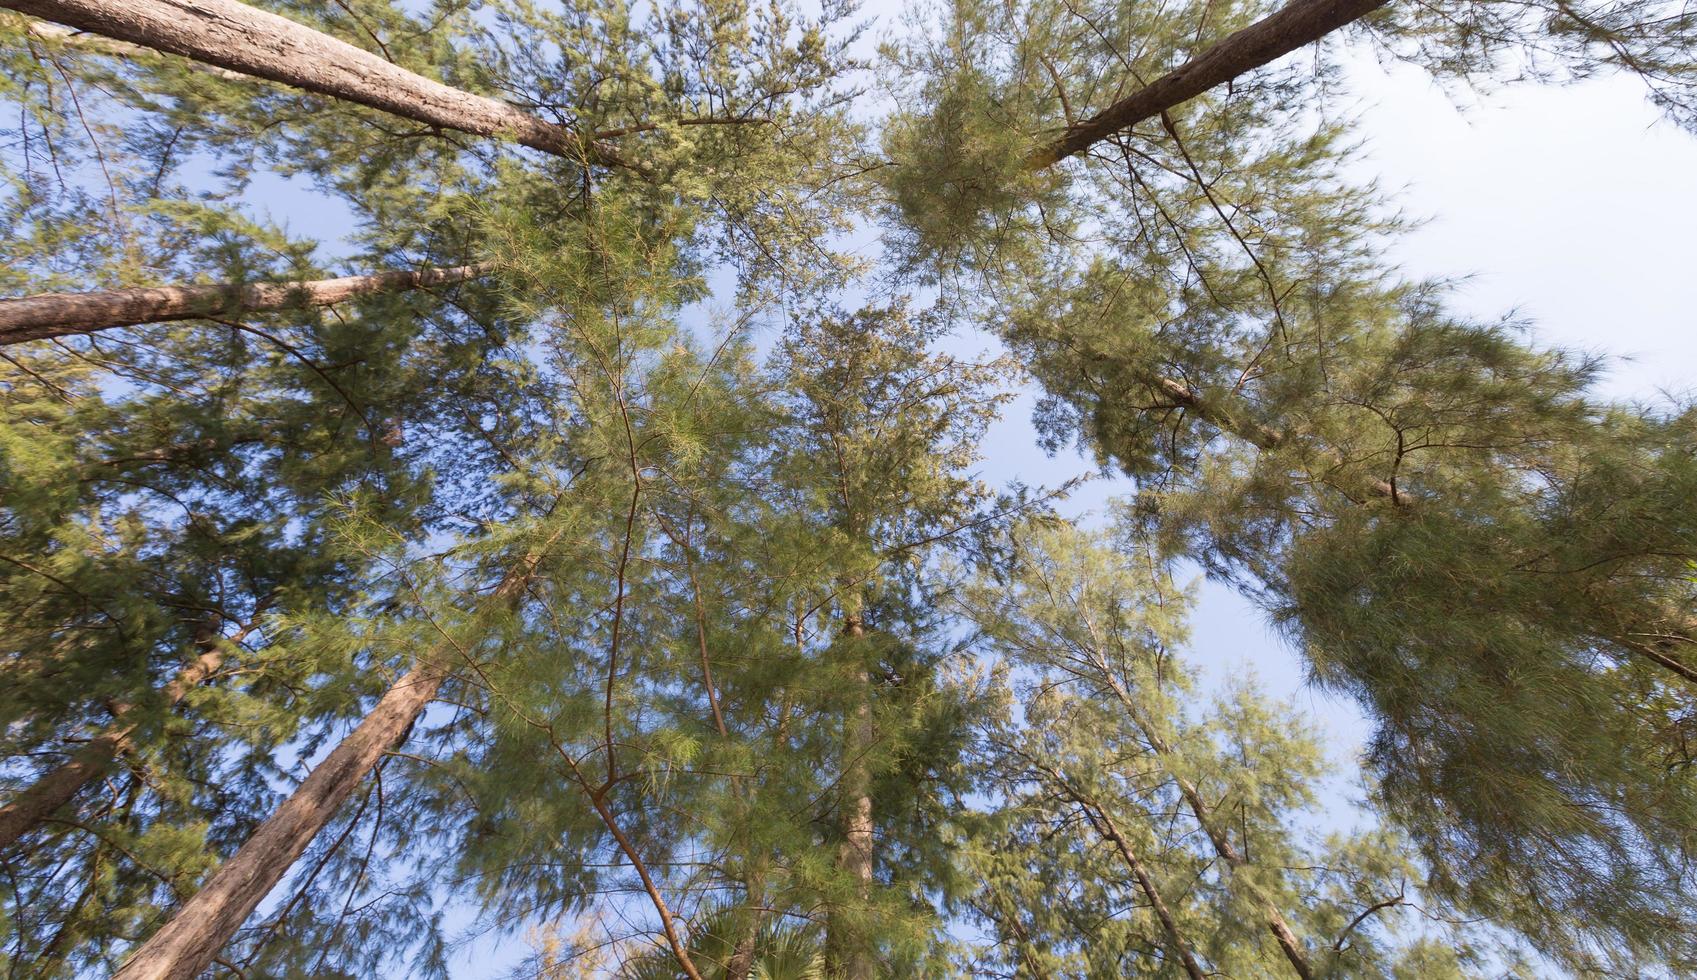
(24, 20, 247, 80)
(0, 263, 493, 345)
(111, 664, 447, 980)
(111, 547, 550, 980)
(1028, 0, 1391, 168)
(0, 622, 246, 851)
(2, 0, 629, 166)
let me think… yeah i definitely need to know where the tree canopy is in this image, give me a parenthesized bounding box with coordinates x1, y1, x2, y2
(1, 0, 1694, 975)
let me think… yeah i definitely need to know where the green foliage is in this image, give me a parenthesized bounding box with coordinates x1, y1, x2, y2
(3, 0, 1696, 974)
(955, 518, 1506, 977)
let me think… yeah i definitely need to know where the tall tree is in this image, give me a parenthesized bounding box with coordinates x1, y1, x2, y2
(764, 301, 1013, 977)
(958, 517, 1501, 977)
(877, 1, 1697, 967)
(4, 0, 1697, 972)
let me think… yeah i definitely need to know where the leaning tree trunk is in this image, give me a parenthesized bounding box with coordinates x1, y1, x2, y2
(826, 612, 877, 980)
(0, 262, 493, 345)
(1, 0, 629, 168)
(0, 620, 248, 851)
(1027, 0, 1391, 168)
(111, 544, 553, 980)
(1100, 675, 1315, 978)
(1073, 793, 1208, 980)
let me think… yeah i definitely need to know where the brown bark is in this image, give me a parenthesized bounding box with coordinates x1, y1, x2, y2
(0, 620, 248, 851)
(827, 613, 877, 980)
(23, 20, 246, 80)
(1145, 371, 1398, 500)
(724, 931, 760, 980)
(1028, 0, 1392, 169)
(111, 546, 552, 980)
(1169, 768, 1312, 977)
(0, 262, 493, 345)
(2, 0, 631, 168)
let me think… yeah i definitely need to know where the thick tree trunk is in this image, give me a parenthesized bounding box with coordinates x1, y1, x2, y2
(0, 262, 493, 345)
(24, 20, 246, 80)
(112, 663, 448, 980)
(1028, 0, 1391, 168)
(111, 546, 551, 980)
(827, 613, 877, 980)
(0, 621, 246, 851)
(2, 0, 629, 168)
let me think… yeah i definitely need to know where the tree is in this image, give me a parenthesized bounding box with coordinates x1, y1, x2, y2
(3, 0, 634, 168)
(4, 0, 1697, 972)
(878, 0, 1697, 966)
(759, 300, 1014, 977)
(957, 516, 1501, 977)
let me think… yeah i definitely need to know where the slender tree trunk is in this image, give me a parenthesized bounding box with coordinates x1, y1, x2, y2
(0, 620, 249, 851)
(2, 0, 630, 168)
(0, 262, 493, 345)
(1103, 676, 1314, 978)
(1075, 795, 1207, 980)
(1164, 766, 1313, 977)
(724, 925, 760, 980)
(1027, 0, 1391, 168)
(724, 864, 768, 980)
(111, 545, 552, 980)
(827, 612, 877, 980)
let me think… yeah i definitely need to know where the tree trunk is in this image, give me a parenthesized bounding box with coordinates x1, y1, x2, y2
(827, 613, 877, 980)
(1076, 796, 1207, 980)
(111, 663, 447, 980)
(1166, 769, 1313, 977)
(1108, 681, 1315, 978)
(0, 620, 248, 851)
(1144, 371, 1398, 499)
(723, 865, 768, 980)
(111, 545, 552, 980)
(1027, 0, 1391, 168)
(2, 0, 630, 168)
(24, 20, 246, 80)
(0, 262, 493, 345)
(1096, 674, 1305, 968)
